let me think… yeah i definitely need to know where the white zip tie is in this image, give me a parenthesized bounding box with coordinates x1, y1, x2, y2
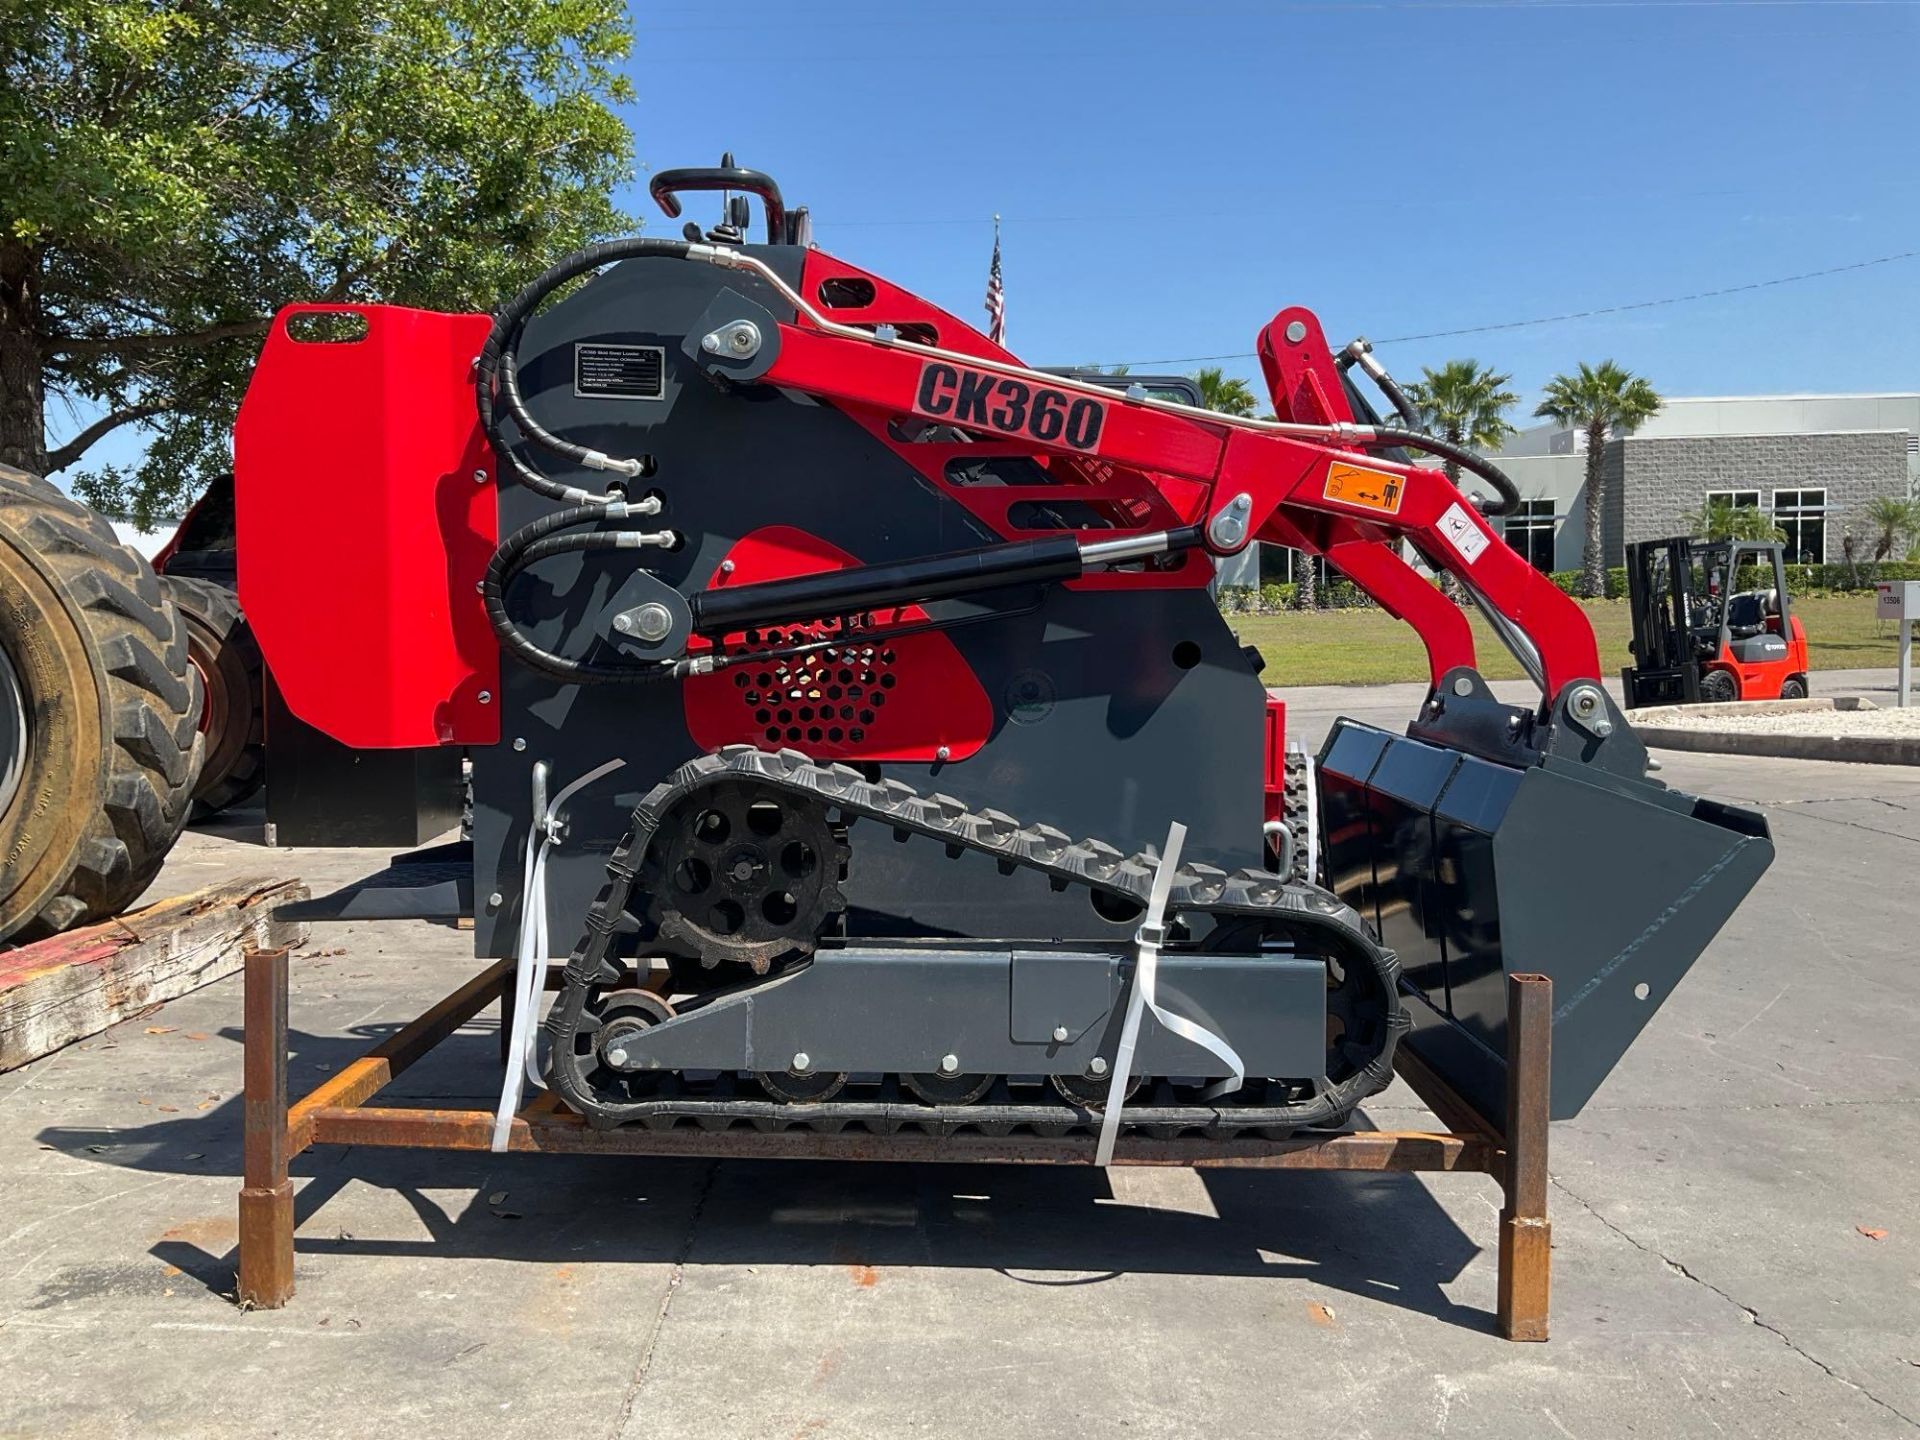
(1094, 821, 1246, 1167)
(491, 756, 626, 1152)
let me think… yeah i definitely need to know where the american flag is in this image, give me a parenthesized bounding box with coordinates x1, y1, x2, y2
(984, 216, 1005, 345)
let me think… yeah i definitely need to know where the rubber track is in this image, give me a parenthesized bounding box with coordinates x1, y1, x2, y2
(0, 467, 202, 939)
(548, 745, 1407, 1136)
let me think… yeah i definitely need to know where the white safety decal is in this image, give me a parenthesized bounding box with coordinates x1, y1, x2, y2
(1437, 501, 1490, 565)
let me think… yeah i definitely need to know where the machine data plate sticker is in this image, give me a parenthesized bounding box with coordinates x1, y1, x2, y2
(1437, 501, 1490, 564)
(913, 361, 1106, 453)
(1322, 462, 1405, 515)
(574, 342, 666, 400)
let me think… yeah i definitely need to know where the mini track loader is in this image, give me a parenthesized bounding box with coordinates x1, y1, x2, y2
(232, 162, 1774, 1147)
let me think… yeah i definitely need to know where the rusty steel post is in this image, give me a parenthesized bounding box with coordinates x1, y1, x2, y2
(1497, 972, 1551, 1341)
(238, 947, 295, 1308)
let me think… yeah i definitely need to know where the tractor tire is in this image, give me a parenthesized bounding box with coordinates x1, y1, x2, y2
(0, 464, 203, 943)
(1780, 675, 1809, 701)
(1699, 669, 1738, 704)
(163, 575, 265, 817)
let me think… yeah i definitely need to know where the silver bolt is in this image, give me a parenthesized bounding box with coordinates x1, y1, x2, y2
(513, 737, 527, 752)
(613, 613, 633, 633)
(634, 602, 673, 641)
(790, 1051, 812, 1074)
(1087, 1057, 1110, 1078)
(1207, 492, 1253, 550)
(1452, 676, 1473, 697)
(478, 690, 492, 704)
(487, 891, 504, 908)
(701, 333, 722, 353)
(1051, 1025, 1070, 1043)
(607, 1048, 628, 1067)
(728, 325, 758, 354)
(939, 1053, 960, 1075)
(719, 559, 736, 575)
(1284, 320, 1308, 344)
(935, 745, 951, 761)
(473, 468, 488, 484)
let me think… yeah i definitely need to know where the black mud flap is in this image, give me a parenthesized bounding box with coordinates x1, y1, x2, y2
(1319, 715, 1772, 1121)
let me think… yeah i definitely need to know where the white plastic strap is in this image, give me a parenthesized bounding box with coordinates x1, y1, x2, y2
(491, 757, 625, 1152)
(1094, 822, 1247, 1167)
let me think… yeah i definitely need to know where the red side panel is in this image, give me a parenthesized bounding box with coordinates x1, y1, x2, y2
(234, 304, 498, 747)
(1263, 692, 1287, 827)
(682, 527, 992, 763)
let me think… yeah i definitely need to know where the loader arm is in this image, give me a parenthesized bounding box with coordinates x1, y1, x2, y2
(742, 257, 1598, 700)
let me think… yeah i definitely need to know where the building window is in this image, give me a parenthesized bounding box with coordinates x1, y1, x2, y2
(1706, 488, 1761, 511)
(1772, 488, 1827, 563)
(1503, 499, 1557, 572)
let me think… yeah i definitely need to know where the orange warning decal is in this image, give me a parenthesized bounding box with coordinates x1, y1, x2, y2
(1322, 462, 1405, 516)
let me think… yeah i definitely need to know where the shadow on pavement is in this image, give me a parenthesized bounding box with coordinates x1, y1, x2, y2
(37, 1025, 1493, 1335)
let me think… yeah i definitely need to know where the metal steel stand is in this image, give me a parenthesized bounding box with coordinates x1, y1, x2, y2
(238, 954, 1553, 1339)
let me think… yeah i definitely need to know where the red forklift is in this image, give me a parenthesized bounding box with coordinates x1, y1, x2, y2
(1622, 536, 1809, 706)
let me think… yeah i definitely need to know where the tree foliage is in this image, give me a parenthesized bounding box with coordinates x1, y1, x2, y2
(1863, 494, 1920, 563)
(1192, 365, 1257, 417)
(1403, 359, 1519, 455)
(1534, 360, 1661, 598)
(1683, 499, 1784, 543)
(1, 0, 637, 523)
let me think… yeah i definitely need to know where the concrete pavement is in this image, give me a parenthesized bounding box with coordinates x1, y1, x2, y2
(1, 676, 1916, 1439)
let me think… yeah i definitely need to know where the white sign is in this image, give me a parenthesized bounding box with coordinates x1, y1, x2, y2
(1436, 502, 1489, 565)
(1876, 581, 1920, 621)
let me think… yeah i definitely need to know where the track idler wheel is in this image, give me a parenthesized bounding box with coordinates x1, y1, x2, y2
(757, 1067, 848, 1104)
(902, 1071, 993, 1106)
(1049, 1072, 1144, 1109)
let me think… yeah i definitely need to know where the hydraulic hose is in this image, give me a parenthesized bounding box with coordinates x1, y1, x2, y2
(482, 505, 677, 684)
(476, 237, 694, 506)
(1360, 427, 1523, 517)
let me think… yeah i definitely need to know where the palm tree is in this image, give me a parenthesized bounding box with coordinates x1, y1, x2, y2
(1193, 366, 1258, 417)
(1683, 499, 1784, 544)
(1403, 361, 1520, 600)
(1534, 361, 1662, 598)
(1402, 360, 1521, 485)
(1864, 494, 1920, 562)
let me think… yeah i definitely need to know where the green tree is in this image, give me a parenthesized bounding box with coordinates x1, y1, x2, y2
(1683, 499, 1785, 543)
(1402, 360, 1520, 486)
(1, 0, 636, 523)
(1402, 360, 1519, 600)
(1534, 361, 1662, 598)
(1193, 366, 1257, 417)
(1863, 494, 1920, 563)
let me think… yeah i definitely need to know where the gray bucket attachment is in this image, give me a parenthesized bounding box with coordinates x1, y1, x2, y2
(1317, 677, 1772, 1121)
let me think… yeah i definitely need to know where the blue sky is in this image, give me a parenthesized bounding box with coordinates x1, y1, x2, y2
(54, 0, 1920, 489)
(623, 0, 1916, 408)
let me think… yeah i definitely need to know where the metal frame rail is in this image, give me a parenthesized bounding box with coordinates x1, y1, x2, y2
(236, 949, 1552, 1340)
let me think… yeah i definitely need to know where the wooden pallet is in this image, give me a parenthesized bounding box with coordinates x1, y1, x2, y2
(0, 878, 308, 1072)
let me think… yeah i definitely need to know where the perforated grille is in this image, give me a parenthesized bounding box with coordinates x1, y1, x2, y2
(730, 624, 900, 748)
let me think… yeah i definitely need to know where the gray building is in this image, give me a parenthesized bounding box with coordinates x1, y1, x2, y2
(1485, 393, 1918, 571)
(1213, 392, 1918, 590)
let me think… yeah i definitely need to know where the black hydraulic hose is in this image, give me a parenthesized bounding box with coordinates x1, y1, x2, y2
(476, 237, 693, 505)
(482, 505, 674, 684)
(1360, 427, 1523, 516)
(1369, 369, 1422, 430)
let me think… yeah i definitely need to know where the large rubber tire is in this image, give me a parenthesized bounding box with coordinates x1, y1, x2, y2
(1780, 675, 1809, 701)
(163, 575, 265, 817)
(0, 464, 203, 942)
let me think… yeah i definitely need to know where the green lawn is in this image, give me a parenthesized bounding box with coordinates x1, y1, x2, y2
(1231, 593, 1900, 688)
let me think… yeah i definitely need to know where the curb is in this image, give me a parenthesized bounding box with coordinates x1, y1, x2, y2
(1628, 697, 1920, 766)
